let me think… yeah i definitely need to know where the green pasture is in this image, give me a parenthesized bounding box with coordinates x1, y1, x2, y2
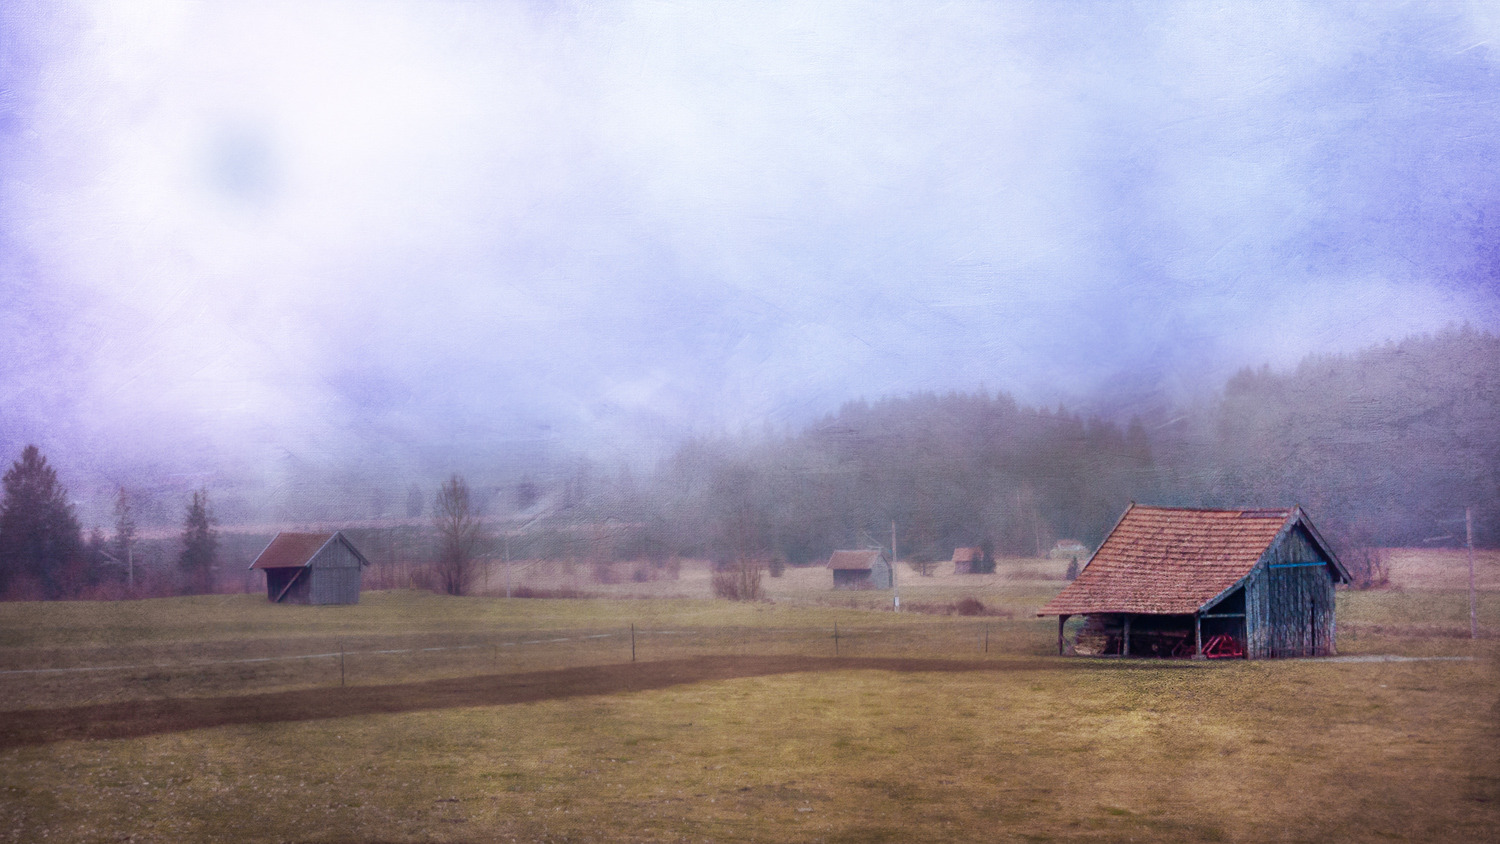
(1, 584, 1497, 842)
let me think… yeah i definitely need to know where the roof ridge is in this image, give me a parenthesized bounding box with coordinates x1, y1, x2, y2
(1129, 504, 1293, 514)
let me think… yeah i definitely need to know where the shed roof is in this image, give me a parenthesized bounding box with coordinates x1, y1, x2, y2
(250, 531, 369, 570)
(827, 550, 885, 570)
(951, 547, 980, 563)
(1037, 504, 1344, 616)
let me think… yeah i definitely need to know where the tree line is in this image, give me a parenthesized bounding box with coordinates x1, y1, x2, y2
(3, 326, 1495, 600)
(0, 445, 219, 600)
(625, 326, 1498, 580)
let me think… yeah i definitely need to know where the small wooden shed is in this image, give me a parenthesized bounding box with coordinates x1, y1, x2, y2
(1038, 505, 1349, 659)
(951, 547, 982, 574)
(250, 531, 370, 605)
(828, 549, 893, 590)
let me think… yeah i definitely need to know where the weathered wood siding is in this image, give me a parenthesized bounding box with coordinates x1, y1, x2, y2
(307, 537, 363, 605)
(870, 558, 893, 590)
(1245, 562, 1266, 657)
(1245, 525, 1336, 659)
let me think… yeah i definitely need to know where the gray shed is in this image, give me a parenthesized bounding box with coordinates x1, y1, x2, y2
(828, 549, 893, 590)
(250, 531, 370, 605)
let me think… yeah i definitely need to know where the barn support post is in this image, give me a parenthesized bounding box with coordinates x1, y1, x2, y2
(1194, 613, 1203, 659)
(1122, 615, 1131, 658)
(1058, 615, 1069, 655)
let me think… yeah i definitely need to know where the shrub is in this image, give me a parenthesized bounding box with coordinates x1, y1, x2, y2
(954, 597, 987, 616)
(712, 557, 764, 601)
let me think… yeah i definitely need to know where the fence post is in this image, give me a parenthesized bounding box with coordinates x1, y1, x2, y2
(834, 622, 840, 657)
(984, 624, 989, 654)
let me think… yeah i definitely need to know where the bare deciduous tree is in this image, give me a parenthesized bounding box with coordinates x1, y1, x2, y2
(433, 474, 486, 596)
(112, 487, 137, 591)
(711, 556, 764, 601)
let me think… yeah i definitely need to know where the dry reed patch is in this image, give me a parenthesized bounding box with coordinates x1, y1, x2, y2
(1381, 548, 1500, 591)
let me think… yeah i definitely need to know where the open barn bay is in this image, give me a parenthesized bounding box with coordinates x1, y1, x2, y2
(1, 563, 1497, 843)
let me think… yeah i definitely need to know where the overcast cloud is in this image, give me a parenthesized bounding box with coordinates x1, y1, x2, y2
(2, 1, 1499, 511)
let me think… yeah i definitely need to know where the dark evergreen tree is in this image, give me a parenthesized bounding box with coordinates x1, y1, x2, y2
(976, 539, 997, 574)
(515, 476, 539, 511)
(178, 488, 218, 594)
(0, 445, 83, 599)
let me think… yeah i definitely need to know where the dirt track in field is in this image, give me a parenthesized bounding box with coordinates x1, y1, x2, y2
(0, 655, 1085, 748)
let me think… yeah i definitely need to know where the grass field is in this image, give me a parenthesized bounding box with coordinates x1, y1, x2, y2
(1, 552, 1497, 842)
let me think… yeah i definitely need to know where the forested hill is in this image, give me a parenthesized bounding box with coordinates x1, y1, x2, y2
(654, 327, 1499, 565)
(1161, 325, 1500, 548)
(656, 392, 1154, 566)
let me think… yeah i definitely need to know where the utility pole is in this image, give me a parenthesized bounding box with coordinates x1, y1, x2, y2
(504, 532, 511, 599)
(891, 520, 899, 612)
(1467, 507, 1477, 640)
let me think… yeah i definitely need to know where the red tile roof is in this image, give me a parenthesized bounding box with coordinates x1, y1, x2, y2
(250, 532, 336, 570)
(827, 550, 885, 570)
(1038, 505, 1309, 616)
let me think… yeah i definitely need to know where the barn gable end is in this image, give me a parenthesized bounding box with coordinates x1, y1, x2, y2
(250, 531, 370, 605)
(827, 549, 892, 590)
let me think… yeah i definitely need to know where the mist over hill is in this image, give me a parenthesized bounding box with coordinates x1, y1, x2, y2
(4, 2, 1500, 554)
(634, 327, 1500, 568)
(9, 328, 1494, 575)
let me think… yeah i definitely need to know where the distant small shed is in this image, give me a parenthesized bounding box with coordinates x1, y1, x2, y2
(951, 547, 982, 574)
(250, 531, 370, 605)
(827, 549, 892, 590)
(1038, 504, 1349, 659)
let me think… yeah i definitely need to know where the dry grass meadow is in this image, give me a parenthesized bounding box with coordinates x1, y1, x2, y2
(1, 550, 1497, 842)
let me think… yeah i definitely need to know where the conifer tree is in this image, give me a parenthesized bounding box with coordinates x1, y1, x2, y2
(178, 488, 218, 594)
(0, 445, 83, 598)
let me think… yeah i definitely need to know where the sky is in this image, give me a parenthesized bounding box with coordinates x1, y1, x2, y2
(2, 0, 1499, 517)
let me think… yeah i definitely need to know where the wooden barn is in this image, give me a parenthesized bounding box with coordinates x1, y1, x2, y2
(1038, 505, 1349, 659)
(828, 549, 893, 590)
(250, 531, 371, 605)
(951, 547, 982, 574)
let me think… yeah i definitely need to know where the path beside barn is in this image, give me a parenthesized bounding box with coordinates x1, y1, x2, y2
(0, 654, 1090, 748)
